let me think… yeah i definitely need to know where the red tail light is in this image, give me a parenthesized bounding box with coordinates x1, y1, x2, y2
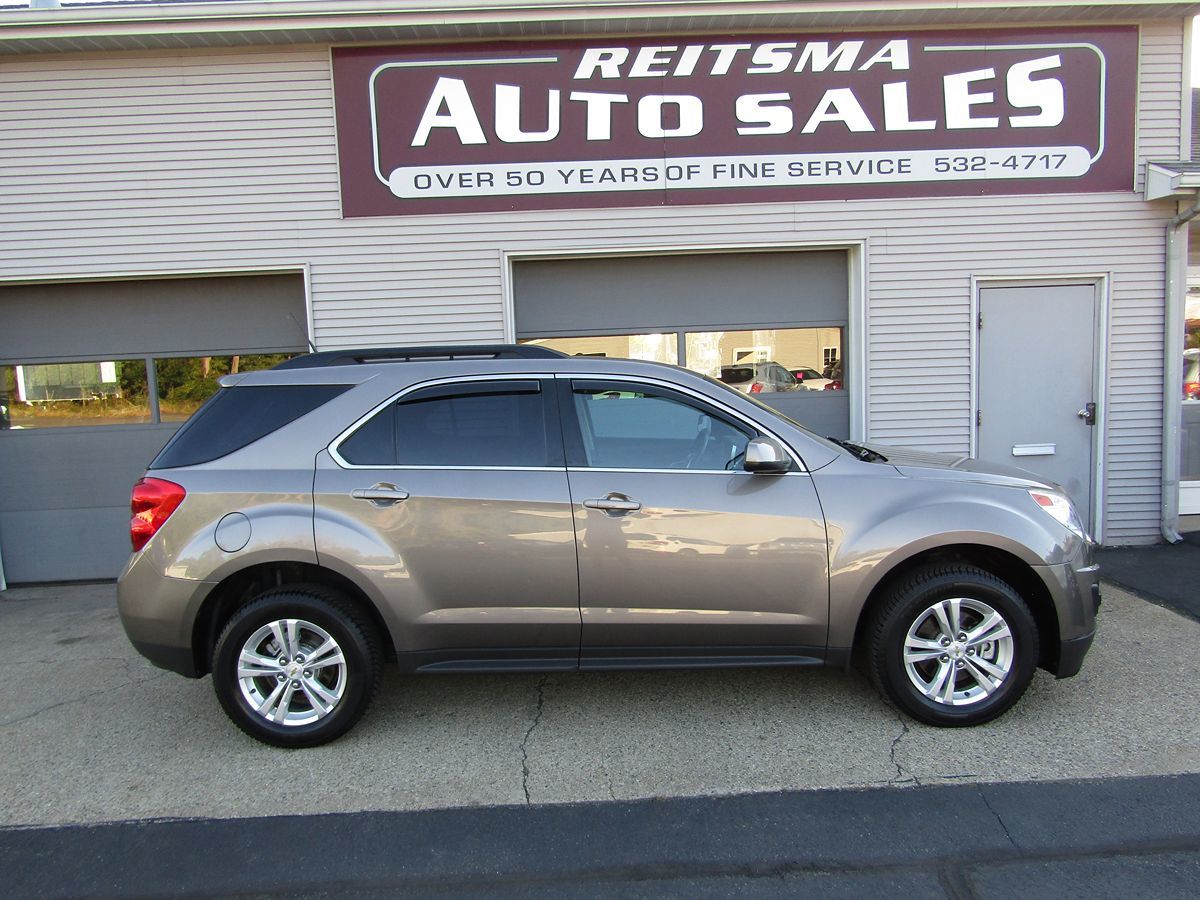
(130, 477, 186, 551)
(749, 383, 764, 394)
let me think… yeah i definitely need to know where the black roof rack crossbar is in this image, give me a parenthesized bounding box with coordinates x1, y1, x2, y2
(274, 344, 567, 369)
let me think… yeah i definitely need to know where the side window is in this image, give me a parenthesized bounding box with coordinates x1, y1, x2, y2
(338, 381, 551, 467)
(571, 382, 751, 471)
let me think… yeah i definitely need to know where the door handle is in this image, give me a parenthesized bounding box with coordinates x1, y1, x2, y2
(583, 495, 642, 513)
(351, 483, 410, 505)
(1076, 402, 1096, 426)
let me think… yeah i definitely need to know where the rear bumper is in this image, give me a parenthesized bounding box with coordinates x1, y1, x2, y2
(129, 638, 201, 678)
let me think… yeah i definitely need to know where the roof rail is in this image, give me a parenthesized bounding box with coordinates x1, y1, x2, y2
(274, 344, 568, 370)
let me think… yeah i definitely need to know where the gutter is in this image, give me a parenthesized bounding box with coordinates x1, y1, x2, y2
(1162, 198, 1200, 543)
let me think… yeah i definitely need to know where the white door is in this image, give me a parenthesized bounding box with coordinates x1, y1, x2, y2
(978, 284, 1098, 529)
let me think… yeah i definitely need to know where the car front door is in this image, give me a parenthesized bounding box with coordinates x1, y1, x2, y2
(313, 376, 580, 670)
(558, 376, 829, 667)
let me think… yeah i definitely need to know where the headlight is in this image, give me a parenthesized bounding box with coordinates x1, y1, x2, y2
(1028, 490, 1088, 540)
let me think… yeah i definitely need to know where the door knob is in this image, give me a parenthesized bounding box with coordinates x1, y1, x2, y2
(1076, 402, 1096, 426)
(351, 483, 410, 506)
(583, 494, 642, 513)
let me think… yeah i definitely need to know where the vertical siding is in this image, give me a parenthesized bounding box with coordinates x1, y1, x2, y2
(0, 19, 1188, 544)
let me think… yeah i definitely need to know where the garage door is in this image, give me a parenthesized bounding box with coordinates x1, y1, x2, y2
(0, 273, 308, 583)
(513, 250, 850, 437)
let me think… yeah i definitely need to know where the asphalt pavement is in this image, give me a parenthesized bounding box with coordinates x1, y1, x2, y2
(1, 578, 1197, 896)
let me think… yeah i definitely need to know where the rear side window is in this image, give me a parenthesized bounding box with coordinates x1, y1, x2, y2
(150, 384, 349, 469)
(337, 381, 551, 467)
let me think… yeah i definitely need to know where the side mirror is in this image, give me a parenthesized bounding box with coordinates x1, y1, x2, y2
(743, 436, 791, 474)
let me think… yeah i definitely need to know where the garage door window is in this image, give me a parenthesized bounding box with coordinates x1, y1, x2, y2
(522, 334, 677, 364)
(154, 354, 295, 422)
(685, 328, 843, 391)
(1, 360, 151, 429)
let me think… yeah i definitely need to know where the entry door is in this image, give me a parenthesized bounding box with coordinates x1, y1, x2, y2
(978, 284, 1097, 525)
(559, 378, 829, 664)
(313, 378, 580, 667)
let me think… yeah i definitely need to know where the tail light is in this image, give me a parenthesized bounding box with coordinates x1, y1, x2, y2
(825, 381, 842, 390)
(130, 477, 186, 551)
(749, 383, 764, 394)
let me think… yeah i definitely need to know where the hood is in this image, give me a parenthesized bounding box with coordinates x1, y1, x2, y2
(859, 442, 1057, 491)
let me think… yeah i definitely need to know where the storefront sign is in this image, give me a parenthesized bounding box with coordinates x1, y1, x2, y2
(332, 27, 1136, 216)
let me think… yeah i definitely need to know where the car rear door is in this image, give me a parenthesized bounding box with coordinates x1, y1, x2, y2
(313, 376, 580, 670)
(557, 375, 829, 667)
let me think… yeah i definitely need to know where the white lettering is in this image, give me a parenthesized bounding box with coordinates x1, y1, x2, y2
(944, 68, 999, 129)
(747, 43, 797, 75)
(801, 88, 875, 133)
(638, 95, 704, 138)
(672, 45, 705, 77)
(630, 46, 676, 78)
(568, 91, 629, 140)
(494, 84, 560, 143)
(859, 40, 911, 71)
(1007, 55, 1065, 127)
(882, 82, 935, 131)
(707, 44, 752, 76)
(794, 41, 864, 73)
(735, 93, 793, 135)
(411, 77, 486, 147)
(574, 48, 629, 79)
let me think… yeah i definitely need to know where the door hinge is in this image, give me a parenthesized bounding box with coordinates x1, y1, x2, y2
(976, 410, 982, 427)
(977, 311, 983, 328)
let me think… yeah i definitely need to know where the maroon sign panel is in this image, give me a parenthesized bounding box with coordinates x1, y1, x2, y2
(332, 27, 1137, 217)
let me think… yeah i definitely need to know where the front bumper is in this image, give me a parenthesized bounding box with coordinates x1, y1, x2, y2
(1035, 541, 1101, 678)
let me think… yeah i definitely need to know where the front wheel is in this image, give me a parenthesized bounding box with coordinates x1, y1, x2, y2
(212, 586, 383, 748)
(866, 564, 1039, 727)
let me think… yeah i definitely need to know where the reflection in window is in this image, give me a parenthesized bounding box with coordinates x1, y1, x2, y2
(520, 334, 678, 364)
(1, 361, 151, 429)
(685, 328, 844, 394)
(573, 385, 750, 470)
(1181, 289, 1200, 482)
(155, 354, 295, 422)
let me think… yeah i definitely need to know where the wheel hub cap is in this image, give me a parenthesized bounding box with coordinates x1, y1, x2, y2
(236, 618, 347, 727)
(903, 597, 1015, 707)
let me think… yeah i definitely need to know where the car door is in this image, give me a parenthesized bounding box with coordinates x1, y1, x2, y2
(558, 376, 829, 666)
(313, 376, 580, 669)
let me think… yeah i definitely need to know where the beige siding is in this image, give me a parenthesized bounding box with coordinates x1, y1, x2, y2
(0, 20, 1188, 543)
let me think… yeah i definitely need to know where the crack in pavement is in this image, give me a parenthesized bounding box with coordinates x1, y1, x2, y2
(520, 675, 551, 805)
(977, 785, 1019, 849)
(0, 669, 170, 729)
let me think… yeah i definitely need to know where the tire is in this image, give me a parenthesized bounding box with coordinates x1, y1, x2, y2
(866, 564, 1039, 727)
(212, 585, 383, 748)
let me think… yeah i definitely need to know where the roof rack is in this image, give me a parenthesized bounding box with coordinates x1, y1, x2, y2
(274, 344, 568, 370)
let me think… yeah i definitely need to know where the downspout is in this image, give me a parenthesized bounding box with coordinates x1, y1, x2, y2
(1162, 197, 1200, 543)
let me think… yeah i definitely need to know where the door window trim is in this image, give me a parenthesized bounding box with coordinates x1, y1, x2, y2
(328, 373, 564, 471)
(554, 373, 808, 474)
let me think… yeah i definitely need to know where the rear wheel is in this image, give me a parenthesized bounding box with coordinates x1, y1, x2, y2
(212, 586, 382, 747)
(867, 564, 1039, 727)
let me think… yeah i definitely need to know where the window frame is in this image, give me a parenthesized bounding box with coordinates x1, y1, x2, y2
(328, 374, 564, 471)
(555, 375, 804, 474)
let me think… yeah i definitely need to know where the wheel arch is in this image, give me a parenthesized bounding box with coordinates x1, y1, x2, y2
(190, 561, 395, 677)
(849, 544, 1061, 673)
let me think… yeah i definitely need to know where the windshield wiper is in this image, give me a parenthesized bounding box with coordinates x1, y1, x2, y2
(827, 437, 888, 463)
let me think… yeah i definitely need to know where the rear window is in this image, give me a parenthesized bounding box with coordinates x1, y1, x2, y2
(719, 366, 754, 383)
(150, 384, 348, 469)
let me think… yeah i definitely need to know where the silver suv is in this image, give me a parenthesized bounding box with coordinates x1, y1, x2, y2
(118, 345, 1100, 747)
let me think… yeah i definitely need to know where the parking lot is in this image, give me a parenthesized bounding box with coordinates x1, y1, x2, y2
(1, 581, 1198, 829)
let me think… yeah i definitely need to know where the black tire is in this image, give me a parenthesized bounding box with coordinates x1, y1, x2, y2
(212, 585, 383, 748)
(866, 564, 1039, 727)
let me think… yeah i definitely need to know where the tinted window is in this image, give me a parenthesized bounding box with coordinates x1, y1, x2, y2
(151, 384, 348, 468)
(572, 384, 750, 470)
(339, 384, 550, 467)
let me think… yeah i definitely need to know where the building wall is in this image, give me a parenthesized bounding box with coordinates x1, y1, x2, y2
(0, 19, 1187, 543)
